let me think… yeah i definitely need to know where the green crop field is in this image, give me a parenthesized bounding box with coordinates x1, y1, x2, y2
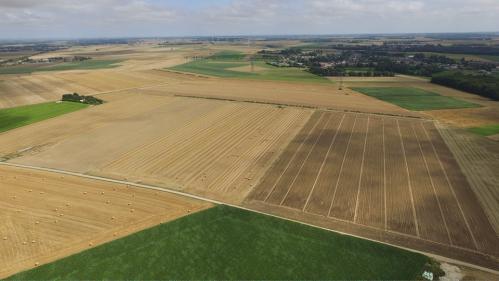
(0, 102, 88, 133)
(169, 51, 330, 83)
(468, 124, 499, 136)
(7, 205, 430, 280)
(0, 65, 48, 75)
(351, 87, 480, 111)
(0, 60, 121, 75)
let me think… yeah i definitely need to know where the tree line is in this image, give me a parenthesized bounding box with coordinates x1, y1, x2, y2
(431, 72, 499, 101)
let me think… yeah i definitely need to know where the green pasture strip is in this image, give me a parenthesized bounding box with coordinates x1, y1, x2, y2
(468, 124, 499, 136)
(351, 87, 480, 111)
(0, 101, 88, 133)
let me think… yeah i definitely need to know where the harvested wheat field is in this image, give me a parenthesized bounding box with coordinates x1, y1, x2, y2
(0, 92, 310, 203)
(0, 74, 96, 109)
(246, 111, 499, 269)
(436, 125, 499, 235)
(150, 75, 421, 117)
(0, 164, 212, 279)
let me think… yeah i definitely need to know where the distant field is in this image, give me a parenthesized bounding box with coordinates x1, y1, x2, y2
(0, 59, 122, 75)
(351, 87, 480, 111)
(0, 102, 88, 133)
(42, 59, 122, 71)
(169, 51, 329, 83)
(468, 124, 499, 136)
(8, 205, 429, 280)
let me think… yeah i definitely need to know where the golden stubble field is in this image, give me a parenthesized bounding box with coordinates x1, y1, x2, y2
(0, 92, 312, 203)
(0, 165, 212, 279)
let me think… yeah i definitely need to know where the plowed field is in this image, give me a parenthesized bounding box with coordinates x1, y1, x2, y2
(247, 111, 499, 269)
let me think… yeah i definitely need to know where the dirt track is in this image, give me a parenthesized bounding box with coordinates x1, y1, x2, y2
(0, 165, 212, 279)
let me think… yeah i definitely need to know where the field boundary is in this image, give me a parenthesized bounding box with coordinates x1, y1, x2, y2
(174, 94, 428, 120)
(1, 161, 498, 274)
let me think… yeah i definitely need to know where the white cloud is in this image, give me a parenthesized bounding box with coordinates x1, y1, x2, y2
(0, 0, 497, 38)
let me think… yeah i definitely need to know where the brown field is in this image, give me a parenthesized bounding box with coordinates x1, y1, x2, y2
(437, 125, 499, 234)
(246, 111, 499, 268)
(0, 93, 310, 204)
(0, 70, 189, 109)
(0, 164, 212, 278)
(147, 76, 421, 117)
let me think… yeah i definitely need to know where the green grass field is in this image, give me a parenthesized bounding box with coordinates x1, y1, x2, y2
(468, 124, 499, 136)
(8, 205, 430, 280)
(0, 102, 88, 133)
(169, 51, 330, 83)
(0, 65, 48, 75)
(0, 60, 121, 75)
(351, 87, 480, 111)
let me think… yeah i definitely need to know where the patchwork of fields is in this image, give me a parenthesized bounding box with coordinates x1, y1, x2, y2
(0, 70, 177, 109)
(246, 111, 499, 265)
(0, 165, 211, 278)
(0, 94, 310, 203)
(1, 44, 499, 276)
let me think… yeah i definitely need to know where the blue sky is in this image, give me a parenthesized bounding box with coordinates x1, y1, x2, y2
(0, 0, 498, 39)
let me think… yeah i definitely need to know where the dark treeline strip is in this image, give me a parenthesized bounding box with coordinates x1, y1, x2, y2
(431, 72, 499, 101)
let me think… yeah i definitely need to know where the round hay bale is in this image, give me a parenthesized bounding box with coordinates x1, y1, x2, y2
(2, 237, 7, 241)
(35, 262, 39, 266)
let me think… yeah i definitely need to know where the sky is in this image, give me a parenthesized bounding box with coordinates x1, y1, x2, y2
(0, 0, 498, 39)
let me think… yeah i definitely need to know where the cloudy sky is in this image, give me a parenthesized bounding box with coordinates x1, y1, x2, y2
(0, 0, 498, 39)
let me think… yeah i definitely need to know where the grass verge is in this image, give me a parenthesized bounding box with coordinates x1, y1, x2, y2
(8, 205, 429, 280)
(468, 124, 499, 136)
(0, 102, 88, 133)
(351, 87, 480, 111)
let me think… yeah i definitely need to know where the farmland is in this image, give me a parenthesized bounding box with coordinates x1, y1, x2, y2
(468, 124, 499, 136)
(0, 165, 211, 278)
(0, 60, 122, 75)
(351, 87, 479, 111)
(246, 111, 499, 268)
(7, 205, 429, 280)
(0, 102, 88, 133)
(170, 51, 330, 83)
(0, 93, 310, 203)
(0, 40, 498, 276)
